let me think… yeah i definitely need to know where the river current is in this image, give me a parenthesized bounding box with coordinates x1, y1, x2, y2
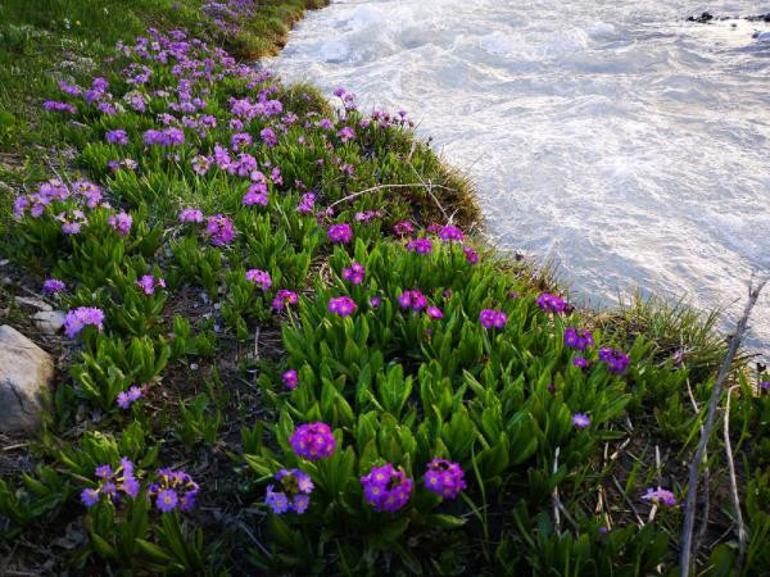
(271, 0, 770, 352)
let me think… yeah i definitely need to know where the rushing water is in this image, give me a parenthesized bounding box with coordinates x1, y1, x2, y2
(271, 0, 770, 352)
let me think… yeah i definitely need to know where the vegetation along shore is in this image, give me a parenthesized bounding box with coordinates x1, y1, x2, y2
(1, 1, 768, 575)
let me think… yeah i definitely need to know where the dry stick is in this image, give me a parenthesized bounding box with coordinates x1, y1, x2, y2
(326, 182, 457, 211)
(679, 277, 767, 577)
(724, 384, 747, 570)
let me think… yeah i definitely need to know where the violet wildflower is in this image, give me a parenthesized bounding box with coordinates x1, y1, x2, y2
(393, 221, 415, 237)
(179, 207, 204, 223)
(42, 278, 66, 295)
(245, 269, 272, 291)
(424, 458, 466, 500)
(406, 237, 433, 255)
(342, 262, 365, 285)
(206, 214, 235, 246)
(136, 274, 166, 296)
(296, 192, 316, 214)
(536, 293, 567, 314)
(329, 296, 357, 317)
(327, 223, 352, 244)
(272, 289, 299, 311)
(108, 211, 133, 236)
(80, 457, 140, 508)
(438, 225, 464, 242)
(360, 463, 413, 512)
(572, 413, 591, 428)
(117, 385, 145, 409)
(479, 309, 507, 330)
(564, 327, 594, 352)
(282, 369, 298, 390)
(148, 468, 199, 513)
(598, 347, 630, 374)
(106, 129, 129, 145)
(463, 246, 479, 264)
(64, 306, 105, 338)
(289, 422, 337, 461)
(265, 469, 314, 515)
(398, 290, 428, 312)
(641, 487, 677, 507)
(572, 356, 589, 369)
(426, 306, 444, 320)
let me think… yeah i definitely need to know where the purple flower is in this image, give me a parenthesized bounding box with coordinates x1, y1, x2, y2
(106, 129, 129, 145)
(42, 278, 66, 295)
(242, 183, 269, 207)
(641, 487, 676, 507)
(117, 385, 145, 409)
(572, 356, 589, 369)
(328, 223, 352, 244)
(329, 296, 357, 317)
(282, 369, 298, 390)
(245, 269, 272, 291)
(179, 208, 204, 223)
(572, 413, 591, 428)
(406, 237, 433, 254)
(426, 306, 444, 320)
(393, 221, 415, 237)
(398, 290, 428, 312)
(424, 458, 466, 499)
(136, 274, 166, 295)
(289, 422, 336, 461)
(479, 309, 507, 330)
(438, 225, 464, 242)
(536, 293, 567, 314)
(260, 127, 278, 147)
(564, 327, 594, 352)
(463, 246, 479, 264)
(342, 262, 365, 285)
(206, 214, 235, 246)
(336, 126, 356, 143)
(296, 192, 316, 214)
(265, 469, 314, 515)
(272, 289, 299, 311)
(156, 489, 178, 512)
(149, 468, 199, 513)
(64, 306, 105, 338)
(360, 463, 413, 512)
(108, 211, 133, 236)
(598, 347, 630, 374)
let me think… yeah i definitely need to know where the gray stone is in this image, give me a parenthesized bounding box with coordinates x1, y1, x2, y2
(32, 310, 67, 335)
(0, 325, 54, 433)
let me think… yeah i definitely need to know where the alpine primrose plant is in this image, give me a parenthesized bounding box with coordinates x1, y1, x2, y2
(2, 2, 763, 575)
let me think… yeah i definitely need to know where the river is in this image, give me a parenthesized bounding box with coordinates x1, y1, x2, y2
(270, 0, 770, 352)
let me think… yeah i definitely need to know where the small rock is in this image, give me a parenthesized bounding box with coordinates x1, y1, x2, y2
(0, 325, 54, 433)
(32, 310, 67, 335)
(16, 296, 53, 312)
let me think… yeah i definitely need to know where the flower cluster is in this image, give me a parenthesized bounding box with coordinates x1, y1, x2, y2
(64, 306, 105, 338)
(328, 296, 357, 317)
(598, 347, 630, 374)
(424, 458, 466, 499)
(117, 385, 145, 409)
(245, 268, 272, 291)
(479, 309, 507, 330)
(290, 422, 337, 461)
(81, 458, 140, 507)
(360, 463, 413, 512)
(148, 468, 200, 513)
(564, 327, 594, 351)
(265, 469, 314, 515)
(536, 293, 567, 314)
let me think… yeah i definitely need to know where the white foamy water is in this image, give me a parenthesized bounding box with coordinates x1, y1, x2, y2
(271, 0, 770, 353)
